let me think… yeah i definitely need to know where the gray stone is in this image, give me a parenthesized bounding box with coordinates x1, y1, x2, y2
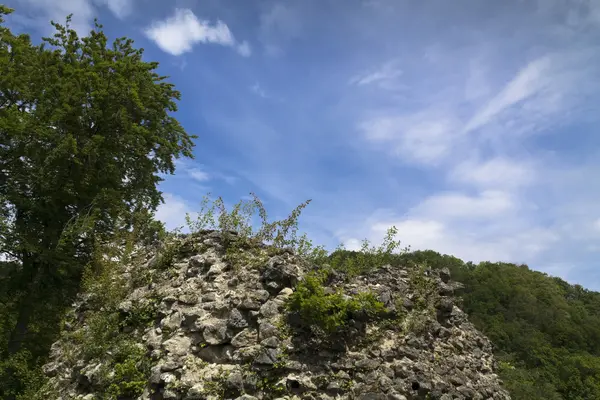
(261, 257, 300, 294)
(261, 336, 280, 348)
(228, 308, 248, 329)
(162, 335, 191, 357)
(231, 328, 258, 348)
(225, 371, 245, 392)
(254, 347, 279, 365)
(259, 300, 280, 319)
(200, 320, 230, 345)
(258, 321, 278, 340)
(197, 345, 234, 363)
(439, 267, 451, 283)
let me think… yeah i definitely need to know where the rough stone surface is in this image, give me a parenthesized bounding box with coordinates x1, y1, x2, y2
(39, 231, 511, 400)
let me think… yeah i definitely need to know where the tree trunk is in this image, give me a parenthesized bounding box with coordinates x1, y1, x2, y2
(7, 252, 41, 356)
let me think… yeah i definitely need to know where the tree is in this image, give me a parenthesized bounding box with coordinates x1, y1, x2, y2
(0, 7, 196, 397)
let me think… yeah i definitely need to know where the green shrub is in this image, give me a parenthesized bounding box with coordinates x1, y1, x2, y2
(185, 193, 326, 260)
(328, 226, 409, 277)
(286, 271, 386, 337)
(121, 298, 159, 329)
(105, 343, 150, 399)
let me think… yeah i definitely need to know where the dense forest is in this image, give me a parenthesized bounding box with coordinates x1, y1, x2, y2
(397, 251, 600, 399)
(1, 6, 600, 400)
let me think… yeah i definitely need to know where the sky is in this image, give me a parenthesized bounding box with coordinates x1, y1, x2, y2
(5, 0, 600, 290)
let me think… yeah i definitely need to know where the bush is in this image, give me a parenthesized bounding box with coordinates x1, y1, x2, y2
(105, 343, 150, 399)
(328, 226, 409, 277)
(185, 193, 327, 261)
(286, 271, 386, 338)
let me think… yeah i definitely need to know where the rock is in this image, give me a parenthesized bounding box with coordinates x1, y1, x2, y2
(225, 371, 245, 392)
(231, 328, 258, 348)
(254, 347, 279, 365)
(228, 308, 249, 329)
(261, 256, 300, 294)
(42, 362, 60, 377)
(259, 300, 280, 319)
(261, 336, 280, 348)
(160, 360, 183, 372)
(200, 319, 230, 345)
(439, 267, 451, 283)
(197, 345, 234, 363)
(161, 311, 183, 331)
(258, 321, 279, 340)
(162, 335, 191, 357)
(186, 383, 205, 399)
(286, 374, 317, 392)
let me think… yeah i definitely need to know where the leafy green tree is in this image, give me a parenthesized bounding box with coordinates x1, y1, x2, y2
(0, 7, 195, 398)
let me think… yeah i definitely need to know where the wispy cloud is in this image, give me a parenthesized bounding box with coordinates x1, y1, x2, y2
(464, 55, 554, 134)
(94, 0, 133, 19)
(259, 3, 302, 56)
(188, 169, 211, 183)
(31, 0, 596, 290)
(350, 60, 403, 89)
(250, 82, 268, 98)
(155, 193, 193, 231)
(449, 157, 537, 189)
(9, 0, 133, 34)
(144, 8, 250, 56)
(358, 111, 461, 166)
(413, 190, 516, 220)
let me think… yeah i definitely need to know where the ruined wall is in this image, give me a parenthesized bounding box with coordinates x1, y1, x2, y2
(40, 231, 511, 400)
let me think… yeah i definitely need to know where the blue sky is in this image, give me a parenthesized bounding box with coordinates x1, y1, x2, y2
(6, 0, 600, 290)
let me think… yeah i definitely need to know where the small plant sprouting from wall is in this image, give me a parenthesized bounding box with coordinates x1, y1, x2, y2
(184, 193, 328, 265)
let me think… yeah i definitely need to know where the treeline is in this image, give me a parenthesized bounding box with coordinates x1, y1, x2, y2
(337, 249, 600, 400)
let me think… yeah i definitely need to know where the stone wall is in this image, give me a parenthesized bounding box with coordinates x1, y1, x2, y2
(40, 231, 511, 400)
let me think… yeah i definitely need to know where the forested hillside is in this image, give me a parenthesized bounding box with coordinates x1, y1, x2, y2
(396, 251, 600, 399)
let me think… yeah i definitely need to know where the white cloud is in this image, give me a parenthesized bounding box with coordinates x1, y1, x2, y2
(464, 58, 491, 101)
(188, 169, 211, 182)
(594, 218, 600, 232)
(464, 56, 553, 134)
(259, 3, 302, 56)
(15, 0, 133, 34)
(449, 157, 536, 189)
(359, 112, 460, 166)
(237, 41, 252, 57)
(93, 0, 132, 19)
(350, 60, 403, 89)
(144, 9, 250, 57)
(174, 159, 237, 186)
(250, 82, 268, 98)
(413, 190, 516, 220)
(155, 193, 193, 231)
(340, 213, 559, 265)
(16, 0, 95, 34)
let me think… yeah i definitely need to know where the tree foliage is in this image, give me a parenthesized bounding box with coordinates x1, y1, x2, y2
(394, 250, 600, 400)
(0, 7, 195, 398)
